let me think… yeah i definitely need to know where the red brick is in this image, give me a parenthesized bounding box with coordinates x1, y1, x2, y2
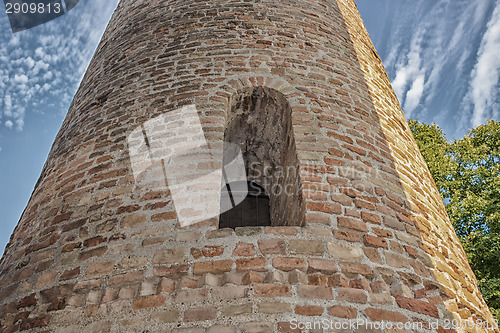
(193, 260, 232, 275)
(61, 218, 86, 232)
(19, 315, 51, 330)
(328, 132, 353, 144)
(79, 246, 107, 261)
(404, 245, 418, 258)
(242, 271, 264, 285)
(385, 252, 411, 269)
(349, 278, 371, 290)
(258, 239, 286, 254)
(278, 322, 301, 333)
(411, 259, 431, 277)
(264, 227, 298, 236)
(108, 270, 145, 285)
(121, 214, 147, 228)
(180, 277, 197, 289)
(141, 191, 164, 201)
(26, 234, 59, 254)
(47, 297, 66, 312)
(184, 306, 217, 322)
(254, 284, 292, 297)
(151, 211, 177, 222)
(144, 201, 170, 210)
(295, 305, 323, 316)
(35, 260, 52, 274)
(90, 168, 127, 182)
(86, 260, 114, 277)
(307, 259, 337, 274)
(364, 235, 388, 248)
(364, 248, 383, 264)
(361, 211, 381, 224)
(232, 242, 255, 256)
(365, 308, 408, 322)
(212, 285, 249, 300)
(153, 264, 189, 279)
(157, 278, 175, 294)
(337, 217, 367, 232)
(17, 293, 37, 308)
(272, 258, 306, 272)
(373, 227, 392, 238)
(117, 205, 140, 214)
(153, 248, 185, 264)
(40, 284, 73, 302)
(398, 272, 422, 286)
(324, 157, 345, 166)
(328, 305, 357, 319)
(206, 229, 233, 239)
(202, 246, 224, 257)
(191, 248, 203, 259)
(395, 296, 439, 318)
(308, 274, 327, 286)
(175, 289, 208, 303)
(370, 280, 389, 293)
(327, 274, 349, 287)
(305, 212, 330, 225)
(297, 285, 332, 299)
(339, 262, 373, 277)
(63, 242, 81, 252)
(236, 257, 267, 272)
(52, 212, 72, 224)
(306, 202, 342, 214)
(334, 230, 361, 242)
(109, 233, 126, 241)
(73, 279, 102, 291)
(354, 199, 375, 210)
(289, 240, 324, 256)
(337, 287, 367, 303)
(414, 288, 426, 299)
(132, 295, 166, 309)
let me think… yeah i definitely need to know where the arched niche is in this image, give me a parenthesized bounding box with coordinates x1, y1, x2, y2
(220, 86, 303, 227)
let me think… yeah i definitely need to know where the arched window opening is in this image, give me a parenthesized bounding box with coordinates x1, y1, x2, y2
(219, 181, 271, 229)
(218, 86, 302, 228)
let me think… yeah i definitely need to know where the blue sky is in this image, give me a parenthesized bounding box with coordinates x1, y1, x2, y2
(0, 0, 499, 252)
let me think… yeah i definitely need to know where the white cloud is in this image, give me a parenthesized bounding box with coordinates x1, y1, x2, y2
(24, 57, 35, 69)
(8, 35, 20, 47)
(377, 0, 497, 137)
(390, 28, 426, 118)
(0, 1, 120, 136)
(470, 2, 500, 126)
(34, 47, 44, 58)
(4, 94, 12, 112)
(404, 74, 425, 115)
(15, 119, 24, 131)
(42, 71, 53, 80)
(13, 74, 29, 84)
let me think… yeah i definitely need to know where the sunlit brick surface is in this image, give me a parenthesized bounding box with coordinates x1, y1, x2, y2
(0, 0, 496, 332)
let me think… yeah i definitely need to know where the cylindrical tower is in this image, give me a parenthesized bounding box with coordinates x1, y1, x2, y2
(0, 0, 497, 332)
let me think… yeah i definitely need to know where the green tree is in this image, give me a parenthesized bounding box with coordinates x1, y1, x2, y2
(408, 120, 454, 198)
(409, 119, 500, 321)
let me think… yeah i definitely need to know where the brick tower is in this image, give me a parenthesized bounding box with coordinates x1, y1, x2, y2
(0, 0, 497, 332)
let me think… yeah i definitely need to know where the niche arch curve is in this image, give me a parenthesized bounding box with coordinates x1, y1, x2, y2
(220, 86, 304, 227)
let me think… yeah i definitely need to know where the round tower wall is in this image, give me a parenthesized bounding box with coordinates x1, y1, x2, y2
(0, 0, 496, 332)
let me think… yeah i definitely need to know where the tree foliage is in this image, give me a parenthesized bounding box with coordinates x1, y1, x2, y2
(409, 119, 500, 321)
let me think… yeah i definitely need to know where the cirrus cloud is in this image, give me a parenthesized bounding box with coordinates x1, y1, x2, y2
(469, 2, 500, 127)
(0, 0, 119, 141)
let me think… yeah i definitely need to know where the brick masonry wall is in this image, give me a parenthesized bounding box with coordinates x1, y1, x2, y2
(336, 0, 498, 330)
(0, 0, 496, 332)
